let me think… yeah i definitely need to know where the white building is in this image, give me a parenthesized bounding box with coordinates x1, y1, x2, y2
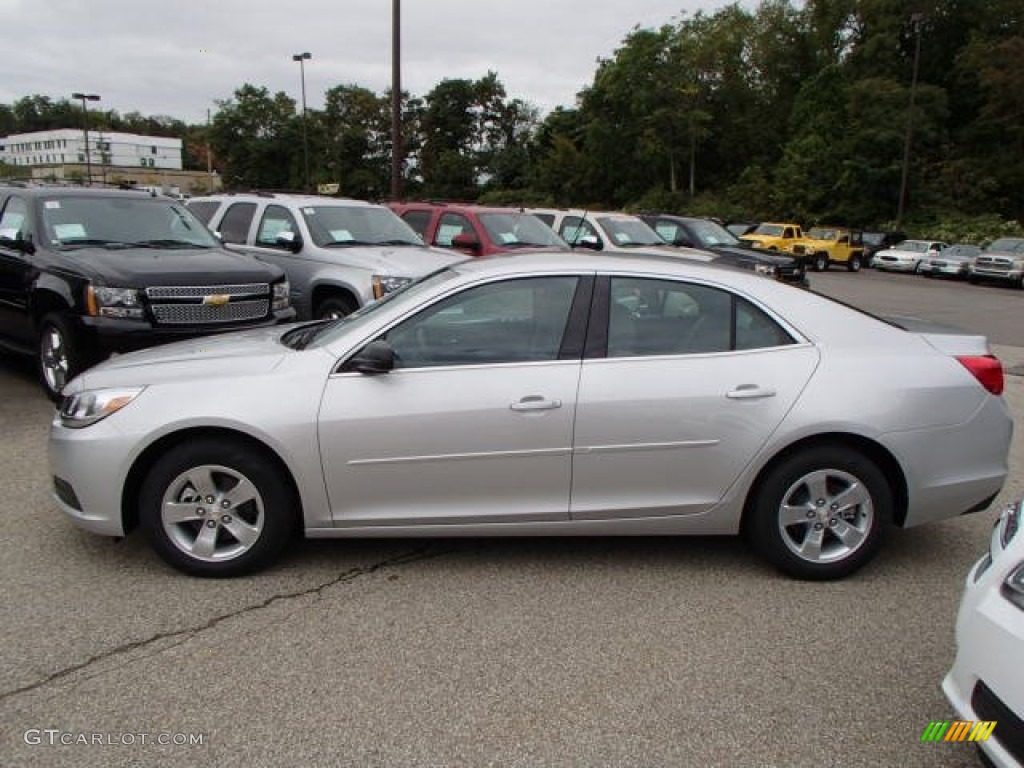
(0, 128, 182, 171)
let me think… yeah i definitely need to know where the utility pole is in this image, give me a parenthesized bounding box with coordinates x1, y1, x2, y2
(390, 0, 402, 199)
(292, 52, 312, 192)
(71, 92, 100, 186)
(207, 108, 214, 192)
(896, 13, 924, 228)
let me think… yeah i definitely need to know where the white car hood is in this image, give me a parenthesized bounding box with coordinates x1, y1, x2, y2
(316, 244, 461, 274)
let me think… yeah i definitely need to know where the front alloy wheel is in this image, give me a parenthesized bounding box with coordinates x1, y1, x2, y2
(37, 313, 86, 401)
(140, 439, 296, 576)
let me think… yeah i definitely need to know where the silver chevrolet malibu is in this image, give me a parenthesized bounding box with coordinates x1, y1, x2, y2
(49, 253, 1013, 579)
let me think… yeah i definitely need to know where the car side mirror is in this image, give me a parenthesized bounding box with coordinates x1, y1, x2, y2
(342, 339, 395, 375)
(1, 231, 35, 255)
(451, 232, 481, 253)
(276, 231, 303, 253)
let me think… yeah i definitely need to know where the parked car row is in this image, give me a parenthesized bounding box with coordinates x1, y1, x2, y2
(871, 237, 1024, 289)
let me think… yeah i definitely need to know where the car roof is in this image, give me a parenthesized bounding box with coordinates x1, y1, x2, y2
(5, 185, 167, 201)
(190, 192, 377, 208)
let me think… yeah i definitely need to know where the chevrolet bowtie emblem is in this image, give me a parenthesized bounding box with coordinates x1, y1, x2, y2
(203, 294, 231, 307)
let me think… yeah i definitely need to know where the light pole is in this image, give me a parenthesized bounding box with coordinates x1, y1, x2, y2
(292, 52, 312, 192)
(896, 13, 923, 228)
(391, 0, 402, 199)
(71, 92, 100, 186)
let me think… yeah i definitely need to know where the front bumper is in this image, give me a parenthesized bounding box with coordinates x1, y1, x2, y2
(943, 499, 1024, 768)
(920, 262, 968, 278)
(79, 308, 296, 356)
(874, 257, 918, 272)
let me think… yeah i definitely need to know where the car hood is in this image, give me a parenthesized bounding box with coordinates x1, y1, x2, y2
(68, 326, 297, 391)
(63, 246, 282, 286)
(311, 244, 461, 274)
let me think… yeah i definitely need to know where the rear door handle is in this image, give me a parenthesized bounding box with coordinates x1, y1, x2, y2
(726, 385, 777, 400)
(510, 395, 563, 412)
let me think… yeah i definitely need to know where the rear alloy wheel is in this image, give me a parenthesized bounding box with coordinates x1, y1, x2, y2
(37, 313, 87, 401)
(847, 254, 862, 272)
(315, 296, 357, 320)
(746, 446, 891, 580)
(814, 254, 828, 272)
(140, 439, 297, 577)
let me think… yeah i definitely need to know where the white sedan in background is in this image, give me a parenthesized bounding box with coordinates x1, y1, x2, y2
(944, 497, 1024, 768)
(872, 239, 949, 272)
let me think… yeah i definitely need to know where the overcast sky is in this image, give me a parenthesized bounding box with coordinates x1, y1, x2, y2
(1, 0, 753, 126)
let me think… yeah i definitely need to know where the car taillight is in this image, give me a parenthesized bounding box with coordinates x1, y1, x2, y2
(956, 355, 1004, 395)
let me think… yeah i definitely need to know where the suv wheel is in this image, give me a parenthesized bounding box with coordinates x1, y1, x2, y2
(814, 254, 828, 272)
(847, 255, 862, 272)
(37, 313, 87, 401)
(315, 296, 357, 320)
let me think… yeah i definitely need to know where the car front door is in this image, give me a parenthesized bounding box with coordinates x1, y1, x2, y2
(318, 274, 590, 527)
(246, 204, 310, 315)
(570, 275, 819, 522)
(0, 195, 37, 344)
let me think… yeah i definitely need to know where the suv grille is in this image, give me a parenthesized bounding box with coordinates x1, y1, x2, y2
(145, 283, 271, 326)
(974, 256, 1012, 272)
(146, 283, 268, 299)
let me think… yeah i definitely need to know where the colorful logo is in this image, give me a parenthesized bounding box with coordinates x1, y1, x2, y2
(921, 721, 997, 742)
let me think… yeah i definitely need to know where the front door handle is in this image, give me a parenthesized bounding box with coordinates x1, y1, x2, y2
(726, 385, 777, 400)
(510, 395, 563, 412)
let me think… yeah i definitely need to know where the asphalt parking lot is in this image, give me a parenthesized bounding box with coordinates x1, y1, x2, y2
(1, 269, 1021, 767)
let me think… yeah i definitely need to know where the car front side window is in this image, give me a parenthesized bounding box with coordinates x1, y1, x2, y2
(382, 276, 580, 368)
(255, 205, 299, 249)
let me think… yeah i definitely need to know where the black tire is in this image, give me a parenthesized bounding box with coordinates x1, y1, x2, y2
(968, 275, 979, 285)
(745, 446, 891, 580)
(847, 254, 862, 272)
(814, 254, 828, 272)
(315, 295, 357, 320)
(36, 313, 87, 401)
(139, 438, 297, 577)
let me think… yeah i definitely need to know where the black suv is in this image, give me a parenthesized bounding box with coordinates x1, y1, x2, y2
(638, 214, 809, 287)
(0, 184, 294, 398)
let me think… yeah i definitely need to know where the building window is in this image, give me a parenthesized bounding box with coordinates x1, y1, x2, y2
(151, 146, 157, 154)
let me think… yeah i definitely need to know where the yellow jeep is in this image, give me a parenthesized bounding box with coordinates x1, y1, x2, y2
(791, 227, 866, 272)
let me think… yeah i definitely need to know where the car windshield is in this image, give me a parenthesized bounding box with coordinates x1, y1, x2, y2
(597, 216, 663, 247)
(986, 237, 1024, 252)
(477, 212, 567, 248)
(897, 240, 930, 252)
(284, 267, 460, 350)
(807, 228, 837, 240)
(686, 219, 740, 247)
(300, 205, 424, 247)
(751, 224, 784, 237)
(39, 195, 218, 250)
(944, 245, 981, 259)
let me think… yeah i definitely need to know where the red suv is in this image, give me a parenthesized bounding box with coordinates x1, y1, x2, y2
(388, 202, 568, 256)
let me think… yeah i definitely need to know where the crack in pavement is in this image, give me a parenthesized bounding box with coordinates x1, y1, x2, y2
(0, 545, 450, 702)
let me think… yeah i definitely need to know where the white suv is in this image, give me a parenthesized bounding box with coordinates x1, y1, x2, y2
(527, 208, 714, 263)
(188, 193, 461, 319)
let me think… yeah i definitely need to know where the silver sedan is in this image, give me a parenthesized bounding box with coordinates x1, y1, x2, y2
(50, 254, 1013, 580)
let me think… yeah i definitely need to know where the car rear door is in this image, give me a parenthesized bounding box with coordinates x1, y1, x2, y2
(570, 275, 819, 522)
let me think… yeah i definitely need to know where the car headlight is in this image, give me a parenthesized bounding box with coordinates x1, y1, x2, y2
(272, 280, 290, 311)
(86, 286, 144, 319)
(59, 387, 145, 429)
(754, 264, 778, 277)
(1004, 562, 1024, 611)
(372, 275, 412, 299)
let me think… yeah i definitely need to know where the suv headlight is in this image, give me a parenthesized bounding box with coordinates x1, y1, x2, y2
(272, 280, 290, 310)
(59, 387, 145, 428)
(86, 286, 144, 319)
(372, 275, 412, 299)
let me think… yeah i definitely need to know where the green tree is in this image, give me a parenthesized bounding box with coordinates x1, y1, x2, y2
(210, 85, 300, 190)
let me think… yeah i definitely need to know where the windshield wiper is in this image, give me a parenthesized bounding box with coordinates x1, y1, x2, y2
(322, 239, 377, 247)
(281, 319, 337, 350)
(59, 238, 130, 250)
(372, 239, 421, 246)
(128, 239, 209, 249)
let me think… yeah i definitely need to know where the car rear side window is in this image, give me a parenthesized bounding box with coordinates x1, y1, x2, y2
(607, 277, 793, 357)
(435, 213, 473, 247)
(218, 202, 257, 244)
